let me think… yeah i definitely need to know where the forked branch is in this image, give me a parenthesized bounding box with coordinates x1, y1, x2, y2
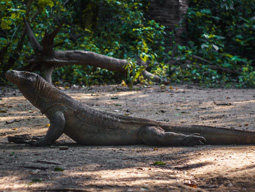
(23, 18, 162, 84)
(23, 17, 43, 54)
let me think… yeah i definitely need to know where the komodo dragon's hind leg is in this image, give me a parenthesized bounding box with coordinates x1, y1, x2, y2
(139, 126, 206, 146)
(30, 111, 65, 146)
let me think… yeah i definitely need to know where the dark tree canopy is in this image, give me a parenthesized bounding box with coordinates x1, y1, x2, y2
(1, 0, 255, 87)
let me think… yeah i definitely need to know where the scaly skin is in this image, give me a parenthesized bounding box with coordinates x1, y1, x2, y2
(5, 70, 255, 146)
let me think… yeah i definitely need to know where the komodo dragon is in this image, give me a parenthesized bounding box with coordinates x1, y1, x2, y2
(5, 70, 255, 146)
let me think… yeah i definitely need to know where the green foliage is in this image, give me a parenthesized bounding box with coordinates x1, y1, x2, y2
(0, 0, 167, 85)
(52, 0, 166, 85)
(168, 0, 255, 87)
(1, 0, 255, 87)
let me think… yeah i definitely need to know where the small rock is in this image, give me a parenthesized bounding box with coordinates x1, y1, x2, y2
(59, 146, 69, 150)
(6, 119, 15, 124)
(214, 101, 232, 106)
(160, 84, 166, 89)
(227, 182, 233, 187)
(71, 84, 79, 89)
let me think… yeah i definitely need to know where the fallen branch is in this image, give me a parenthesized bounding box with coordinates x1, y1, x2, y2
(22, 18, 161, 84)
(205, 64, 241, 75)
(191, 55, 211, 64)
(36, 160, 62, 165)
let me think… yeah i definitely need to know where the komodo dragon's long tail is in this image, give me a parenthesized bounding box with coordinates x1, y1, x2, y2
(162, 124, 255, 145)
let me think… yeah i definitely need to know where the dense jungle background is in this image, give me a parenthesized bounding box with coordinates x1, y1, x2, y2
(0, 0, 255, 87)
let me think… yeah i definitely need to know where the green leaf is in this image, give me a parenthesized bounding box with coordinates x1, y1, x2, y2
(10, 13, 17, 19)
(152, 161, 166, 165)
(54, 167, 64, 171)
(223, 53, 233, 58)
(31, 179, 42, 183)
(0, 37, 7, 44)
(133, 67, 144, 81)
(211, 16, 221, 21)
(200, 9, 211, 14)
(1, 18, 12, 30)
(38, 0, 54, 8)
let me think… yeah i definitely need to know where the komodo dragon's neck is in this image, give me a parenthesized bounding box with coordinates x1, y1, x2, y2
(18, 76, 73, 113)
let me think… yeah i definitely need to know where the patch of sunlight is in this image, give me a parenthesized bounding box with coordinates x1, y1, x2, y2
(232, 100, 255, 105)
(65, 167, 178, 186)
(0, 175, 46, 191)
(186, 146, 255, 177)
(109, 91, 144, 97)
(0, 114, 45, 122)
(1, 96, 25, 101)
(70, 90, 146, 98)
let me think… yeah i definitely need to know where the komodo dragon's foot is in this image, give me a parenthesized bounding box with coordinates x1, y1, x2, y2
(7, 134, 51, 146)
(28, 139, 52, 146)
(182, 134, 206, 146)
(8, 134, 32, 144)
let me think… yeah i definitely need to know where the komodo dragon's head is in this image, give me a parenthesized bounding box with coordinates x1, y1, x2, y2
(5, 70, 51, 109)
(6, 70, 39, 86)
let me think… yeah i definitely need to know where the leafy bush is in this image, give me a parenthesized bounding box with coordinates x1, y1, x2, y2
(1, 0, 255, 87)
(53, 0, 167, 85)
(0, 0, 168, 85)
(168, 0, 255, 87)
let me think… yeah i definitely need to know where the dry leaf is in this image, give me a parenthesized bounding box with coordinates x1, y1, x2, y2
(121, 80, 126, 86)
(184, 183, 198, 188)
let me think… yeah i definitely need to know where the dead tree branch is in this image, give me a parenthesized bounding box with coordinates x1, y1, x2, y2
(22, 18, 161, 84)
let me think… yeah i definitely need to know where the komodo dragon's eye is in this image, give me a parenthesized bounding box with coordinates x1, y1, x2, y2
(23, 72, 35, 80)
(24, 72, 32, 77)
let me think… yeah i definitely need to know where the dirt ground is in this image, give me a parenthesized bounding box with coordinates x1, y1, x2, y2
(1, 84, 255, 192)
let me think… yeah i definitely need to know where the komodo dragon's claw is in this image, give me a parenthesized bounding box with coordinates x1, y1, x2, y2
(28, 139, 52, 147)
(182, 134, 206, 146)
(7, 134, 32, 144)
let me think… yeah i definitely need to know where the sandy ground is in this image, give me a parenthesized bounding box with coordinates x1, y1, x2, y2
(1, 84, 255, 191)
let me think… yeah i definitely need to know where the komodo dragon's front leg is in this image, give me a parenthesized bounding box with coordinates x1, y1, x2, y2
(139, 126, 206, 146)
(30, 111, 65, 146)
